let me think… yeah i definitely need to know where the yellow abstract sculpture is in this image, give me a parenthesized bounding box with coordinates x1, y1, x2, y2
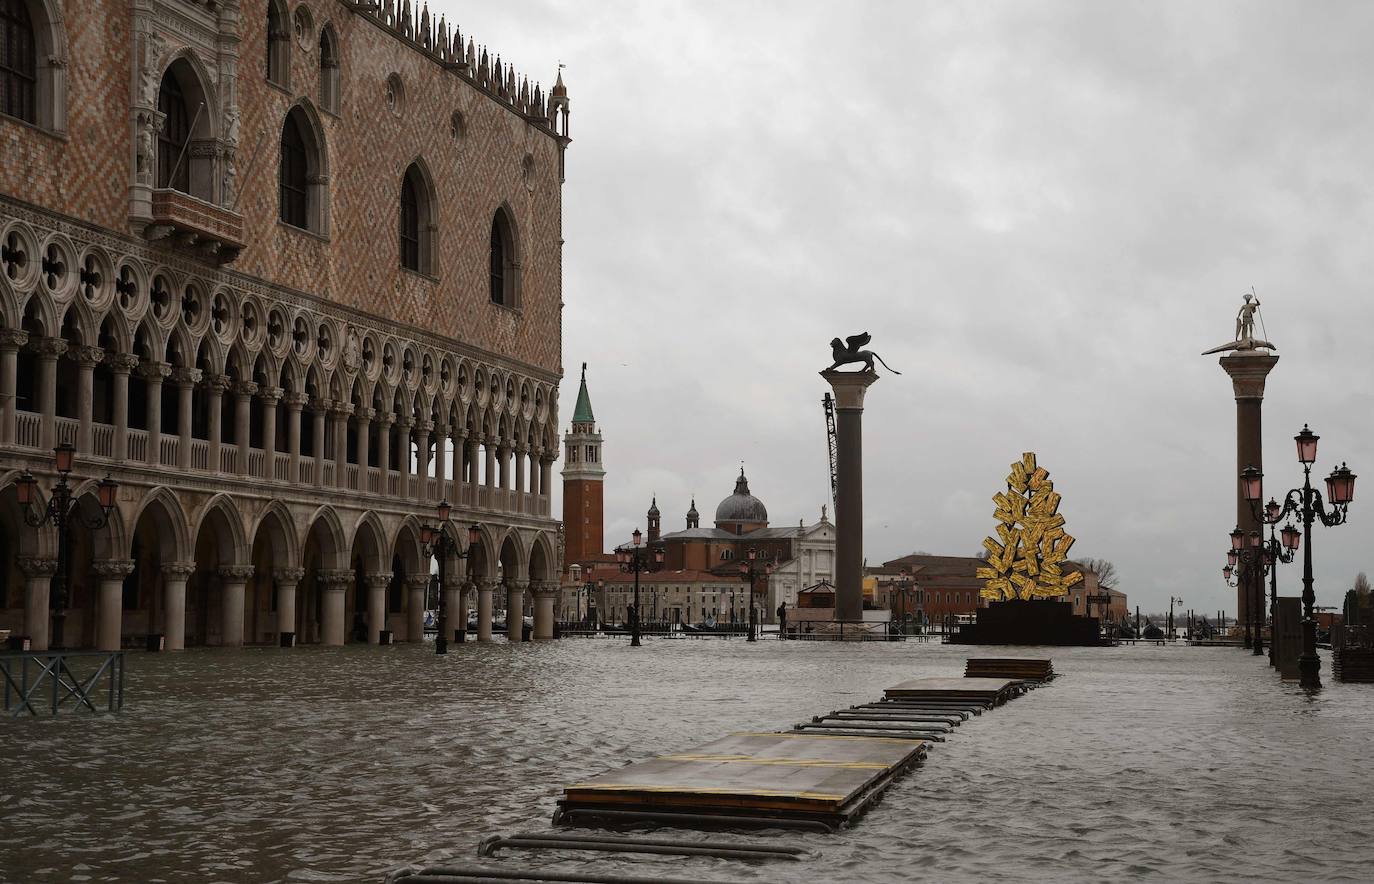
(977, 452, 1084, 601)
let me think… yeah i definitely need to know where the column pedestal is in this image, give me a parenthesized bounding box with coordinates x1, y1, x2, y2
(821, 369, 880, 623)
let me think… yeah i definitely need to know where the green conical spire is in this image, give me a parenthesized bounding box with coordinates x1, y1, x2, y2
(572, 362, 594, 423)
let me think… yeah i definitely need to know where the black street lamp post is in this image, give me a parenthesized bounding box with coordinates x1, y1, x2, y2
(15, 443, 119, 651)
(419, 499, 482, 655)
(617, 529, 663, 647)
(1224, 526, 1267, 655)
(738, 548, 775, 643)
(1240, 425, 1357, 689)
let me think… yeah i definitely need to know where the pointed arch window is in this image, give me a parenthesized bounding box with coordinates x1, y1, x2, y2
(156, 68, 190, 192)
(399, 162, 433, 274)
(489, 210, 519, 308)
(318, 26, 340, 113)
(279, 106, 327, 235)
(266, 0, 289, 86)
(0, 0, 36, 123)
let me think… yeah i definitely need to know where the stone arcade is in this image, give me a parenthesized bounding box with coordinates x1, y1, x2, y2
(0, 0, 571, 650)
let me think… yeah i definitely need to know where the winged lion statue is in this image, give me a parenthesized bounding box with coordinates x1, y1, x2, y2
(827, 332, 901, 374)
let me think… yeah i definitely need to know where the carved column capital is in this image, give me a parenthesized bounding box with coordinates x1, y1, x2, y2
(509, 578, 530, 591)
(376, 411, 395, 426)
(35, 337, 69, 360)
(356, 406, 376, 422)
(161, 561, 197, 579)
(138, 360, 172, 382)
(72, 345, 106, 368)
(319, 569, 354, 588)
(364, 573, 392, 589)
(283, 391, 310, 410)
(273, 567, 306, 584)
(310, 397, 333, 415)
(92, 559, 137, 579)
(329, 402, 354, 419)
(203, 373, 232, 394)
(394, 414, 414, 429)
(259, 385, 284, 403)
(416, 419, 435, 434)
(479, 577, 501, 591)
(169, 366, 203, 387)
(0, 328, 29, 351)
(18, 556, 58, 578)
(106, 352, 140, 374)
(231, 380, 258, 399)
(217, 564, 256, 582)
(405, 573, 431, 590)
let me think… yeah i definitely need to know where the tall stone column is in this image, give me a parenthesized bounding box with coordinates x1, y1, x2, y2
(319, 570, 351, 646)
(260, 386, 283, 478)
(451, 428, 467, 501)
(218, 564, 254, 647)
(376, 412, 394, 486)
(484, 437, 497, 489)
(1219, 350, 1279, 642)
(161, 562, 195, 650)
(395, 416, 413, 497)
(515, 445, 528, 495)
(142, 361, 171, 466)
(539, 454, 554, 503)
(19, 556, 57, 651)
(454, 581, 471, 639)
(433, 426, 447, 500)
(332, 404, 351, 489)
(92, 560, 136, 651)
(477, 578, 496, 641)
(204, 373, 229, 473)
(443, 568, 462, 641)
(285, 391, 308, 484)
(507, 579, 528, 642)
(533, 582, 557, 640)
(414, 420, 433, 501)
(406, 574, 428, 642)
(821, 369, 880, 622)
(109, 353, 138, 463)
(232, 381, 257, 476)
(0, 328, 27, 445)
(311, 399, 329, 487)
(498, 444, 511, 492)
(171, 366, 201, 470)
(37, 337, 67, 449)
(274, 567, 305, 645)
(355, 407, 374, 489)
(74, 346, 103, 454)
(365, 573, 390, 643)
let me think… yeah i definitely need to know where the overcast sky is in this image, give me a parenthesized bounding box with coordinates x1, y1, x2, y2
(434, 0, 1373, 615)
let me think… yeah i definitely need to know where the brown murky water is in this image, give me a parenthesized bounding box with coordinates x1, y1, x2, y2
(1, 640, 1371, 883)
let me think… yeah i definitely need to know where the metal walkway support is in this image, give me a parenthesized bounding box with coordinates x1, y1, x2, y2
(1, 651, 125, 717)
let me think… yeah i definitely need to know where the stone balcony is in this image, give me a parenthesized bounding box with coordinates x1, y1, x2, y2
(145, 190, 246, 264)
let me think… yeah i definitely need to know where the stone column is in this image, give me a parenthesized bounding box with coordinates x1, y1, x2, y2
(73, 346, 103, 454)
(92, 560, 136, 651)
(232, 380, 257, 476)
(260, 386, 282, 478)
(108, 353, 138, 463)
(406, 574, 429, 642)
(365, 573, 390, 643)
(1220, 350, 1279, 644)
(311, 399, 329, 487)
(515, 445, 528, 496)
(204, 373, 230, 473)
(414, 420, 433, 501)
(454, 581, 471, 639)
(498, 444, 511, 492)
(37, 337, 68, 449)
(0, 328, 27, 445)
(477, 578, 496, 641)
(171, 366, 201, 470)
(433, 425, 447, 501)
(395, 415, 413, 497)
(451, 428, 466, 501)
(332, 403, 351, 489)
(529, 448, 542, 497)
(533, 582, 557, 640)
(142, 361, 171, 465)
(539, 454, 554, 503)
(821, 369, 880, 622)
(507, 579, 528, 642)
(319, 569, 351, 647)
(443, 570, 462, 641)
(218, 564, 254, 647)
(484, 437, 496, 488)
(161, 562, 195, 650)
(285, 391, 308, 484)
(376, 412, 394, 491)
(272, 567, 304, 645)
(18, 556, 57, 651)
(355, 407, 374, 490)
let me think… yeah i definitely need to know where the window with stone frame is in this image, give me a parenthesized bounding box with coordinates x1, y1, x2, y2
(156, 67, 191, 192)
(398, 162, 433, 274)
(489, 210, 519, 307)
(0, 0, 37, 124)
(279, 115, 308, 228)
(266, 0, 289, 86)
(318, 25, 340, 113)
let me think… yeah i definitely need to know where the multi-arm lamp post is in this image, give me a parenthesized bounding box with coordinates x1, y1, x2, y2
(1240, 425, 1356, 689)
(739, 548, 775, 643)
(1224, 527, 1265, 654)
(16, 443, 119, 651)
(617, 528, 663, 648)
(418, 499, 482, 655)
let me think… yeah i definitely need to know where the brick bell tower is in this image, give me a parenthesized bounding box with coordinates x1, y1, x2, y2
(562, 363, 605, 570)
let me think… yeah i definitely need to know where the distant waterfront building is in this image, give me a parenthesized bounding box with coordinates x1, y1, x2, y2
(0, 0, 570, 650)
(880, 554, 1127, 622)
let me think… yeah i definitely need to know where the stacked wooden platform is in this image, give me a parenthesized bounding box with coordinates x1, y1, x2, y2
(554, 658, 1056, 832)
(964, 657, 1057, 682)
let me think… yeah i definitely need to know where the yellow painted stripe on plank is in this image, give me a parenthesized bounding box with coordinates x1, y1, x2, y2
(731, 731, 924, 746)
(565, 783, 846, 800)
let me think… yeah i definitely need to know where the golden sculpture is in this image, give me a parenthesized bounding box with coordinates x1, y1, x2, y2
(976, 452, 1083, 601)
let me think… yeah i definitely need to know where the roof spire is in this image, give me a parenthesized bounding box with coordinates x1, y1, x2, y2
(572, 361, 594, 424)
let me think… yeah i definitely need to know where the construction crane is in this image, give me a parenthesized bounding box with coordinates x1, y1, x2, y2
(822, 392, 838, 511)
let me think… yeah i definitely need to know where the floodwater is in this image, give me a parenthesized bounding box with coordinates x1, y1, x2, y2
(2, 639, 1372, 883)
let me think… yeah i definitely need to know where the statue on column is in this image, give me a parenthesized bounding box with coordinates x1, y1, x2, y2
(1203, 293, 1276, 354)
(826, 332, 901, 374)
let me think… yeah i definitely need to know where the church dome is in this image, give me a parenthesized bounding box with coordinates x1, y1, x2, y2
(715, 469, 768, 525)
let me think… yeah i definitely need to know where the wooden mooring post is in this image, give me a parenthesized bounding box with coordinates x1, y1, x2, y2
(1, 651, 125, 717)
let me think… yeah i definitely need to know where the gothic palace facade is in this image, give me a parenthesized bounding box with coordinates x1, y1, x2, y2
(0, 0, 571, 650)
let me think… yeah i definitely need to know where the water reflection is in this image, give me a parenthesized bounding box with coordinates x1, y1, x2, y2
(1, 641, 1371, 882)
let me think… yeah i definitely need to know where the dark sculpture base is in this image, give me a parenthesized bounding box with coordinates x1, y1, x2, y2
(950, 599, 1111, 647)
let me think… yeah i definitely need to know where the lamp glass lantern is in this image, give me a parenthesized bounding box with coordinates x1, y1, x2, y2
(1240, 465, 1263, 503)
(1326, 463, 1357, 506)
(632, 529, 642, 548)
(419, 524, 436, 546)
(1281, 523, 1301, 551)
(1247, 531, 1262, 549)
(437, 499, 452, 523)
(1264, 498, 1282, 523)
(1223, 564, 1233, 580)
(1295, 425, 1319, 465)
(1226, 550, 1238, 567)
(53, 441, 75, 474)
(15, 470, 37, 506)
(1229, 528, 1244, 551)
(653, 547, 665, 565)
(97, 475, 119, 512)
